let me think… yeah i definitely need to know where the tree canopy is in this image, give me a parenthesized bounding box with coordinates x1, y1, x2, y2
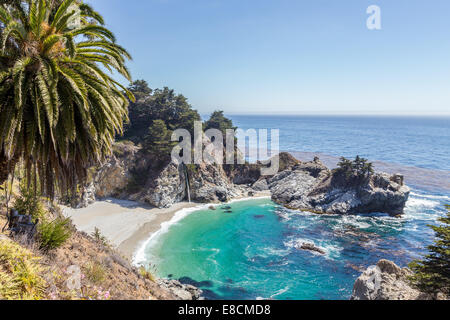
(123, 81, 201, 144)
(409, 205, 450, 297)
(0, 0, 133, 198)
(143, 119, 174, 160)
(336, 156, 374, 180)
(204, 110, 236, 136)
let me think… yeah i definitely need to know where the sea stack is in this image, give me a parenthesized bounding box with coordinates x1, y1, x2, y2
(268, 157, 410, 216)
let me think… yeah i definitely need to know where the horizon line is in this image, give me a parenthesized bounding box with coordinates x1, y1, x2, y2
(201, 113, 450, 118)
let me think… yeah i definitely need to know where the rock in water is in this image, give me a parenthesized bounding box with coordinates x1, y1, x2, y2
(351, 260, 442, 300)
(268, 158, 410, 215)
(300, 243, 326, 255)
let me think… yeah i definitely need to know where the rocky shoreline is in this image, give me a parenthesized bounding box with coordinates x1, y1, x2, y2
(79, 145, 410, 218)
(351, 260, 447, 300)
(157, 279, 204, 300)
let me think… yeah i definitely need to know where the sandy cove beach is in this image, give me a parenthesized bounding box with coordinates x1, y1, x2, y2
(63, 199, 198, 260)
(63, 192, 271, 262)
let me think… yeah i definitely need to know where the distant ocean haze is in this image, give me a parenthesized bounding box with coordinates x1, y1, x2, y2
(225, 115, 450, 192)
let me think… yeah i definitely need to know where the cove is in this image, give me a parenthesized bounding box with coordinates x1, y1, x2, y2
(140, 194, 447, 300)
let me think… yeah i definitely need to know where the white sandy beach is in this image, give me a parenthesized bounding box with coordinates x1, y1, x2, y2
(63, 199, 198, 260)
(63, 192, 271, 262)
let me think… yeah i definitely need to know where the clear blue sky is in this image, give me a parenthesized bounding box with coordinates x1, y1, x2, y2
(89, 0, 450, 116)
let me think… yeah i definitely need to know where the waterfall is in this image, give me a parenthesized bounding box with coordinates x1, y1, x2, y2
(183, 163, 191, 203)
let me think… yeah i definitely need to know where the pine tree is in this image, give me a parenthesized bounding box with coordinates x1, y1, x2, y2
(143, 120, 174, 159)
(409, 205, 450, 297)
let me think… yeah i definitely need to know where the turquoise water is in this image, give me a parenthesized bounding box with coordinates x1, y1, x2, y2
(139, 116, 449, 300)
(142, 193, 448, 300)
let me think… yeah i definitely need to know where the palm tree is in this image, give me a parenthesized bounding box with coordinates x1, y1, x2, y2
(0, 0, 134, 198)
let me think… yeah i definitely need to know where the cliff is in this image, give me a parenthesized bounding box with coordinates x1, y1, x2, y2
(79, 148, 409, 216)
(80, 142, 253, 209)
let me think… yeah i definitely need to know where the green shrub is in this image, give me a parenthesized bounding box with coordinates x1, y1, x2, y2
(92, 227, 109, 247)
(84, 262, 107, 285)
(14, 179, 46, 221)
(37, 218, 72, 252)
(336, 156, 374, 181)
(408, 205, 450, 297)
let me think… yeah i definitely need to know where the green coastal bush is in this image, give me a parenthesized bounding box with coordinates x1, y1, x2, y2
(336, 156, 374, 181)
(37, 218, 72, 252)
(14, 179, 46, 222)
(408, 205, 450, 297)
(92, 227, 110, 248)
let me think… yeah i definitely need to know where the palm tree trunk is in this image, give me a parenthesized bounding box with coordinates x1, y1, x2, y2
(0, 152, 18, 186)
(0, 152, 10, 186)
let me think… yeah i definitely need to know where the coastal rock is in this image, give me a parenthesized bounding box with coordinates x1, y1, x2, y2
(74, 145, 136, 208)
(300, 243, 326, 255)
(252, 179, 269, 191)
(189, 162, 244, 204)
(229, 164, 261, 185)
(94, 142, 139, 200)
(351, 260, 431, 300)
(227, 152, 300, 185)
(269, 158, 410, 215)
(157, 279, 204, 300)
(141, 162, 187, 208)
(95, 156, 129, 198)
(76, 182, 96, 208)
(287, 239, 326, 255)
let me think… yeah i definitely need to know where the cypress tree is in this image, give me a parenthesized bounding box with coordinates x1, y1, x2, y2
(409, 205, 450, 297)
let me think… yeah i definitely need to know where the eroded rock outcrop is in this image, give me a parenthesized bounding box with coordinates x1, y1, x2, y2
(94, 142, 140, 199)
(137, 161, 246, 208)
(269, 157, 410, 215)
(350, 260, 443, 300)
(138, 162, 187, 208)
(189, 162, 246, 204)
(80, 141, 249, 208)
(157, 279, 204, 300)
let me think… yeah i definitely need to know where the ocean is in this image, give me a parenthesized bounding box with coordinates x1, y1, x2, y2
(136, 116, 450, 300)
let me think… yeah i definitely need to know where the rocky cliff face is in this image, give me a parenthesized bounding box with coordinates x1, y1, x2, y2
(133, 161, 247, 208)
(134, 162, 187, 208)
(83, 149, 409, 215)
(351, 260, 446, 300)
(79, 142, 250, 209)
(268, 157, 410, 215)
(94, 142, 139, 199)
(189, 162, 246, 204)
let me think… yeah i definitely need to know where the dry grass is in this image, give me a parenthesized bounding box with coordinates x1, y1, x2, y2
(0, 238, 47, 300)
(139, 266, 156, 282)
(0, 204, 179, 300)
(84, 262, 107, 285)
